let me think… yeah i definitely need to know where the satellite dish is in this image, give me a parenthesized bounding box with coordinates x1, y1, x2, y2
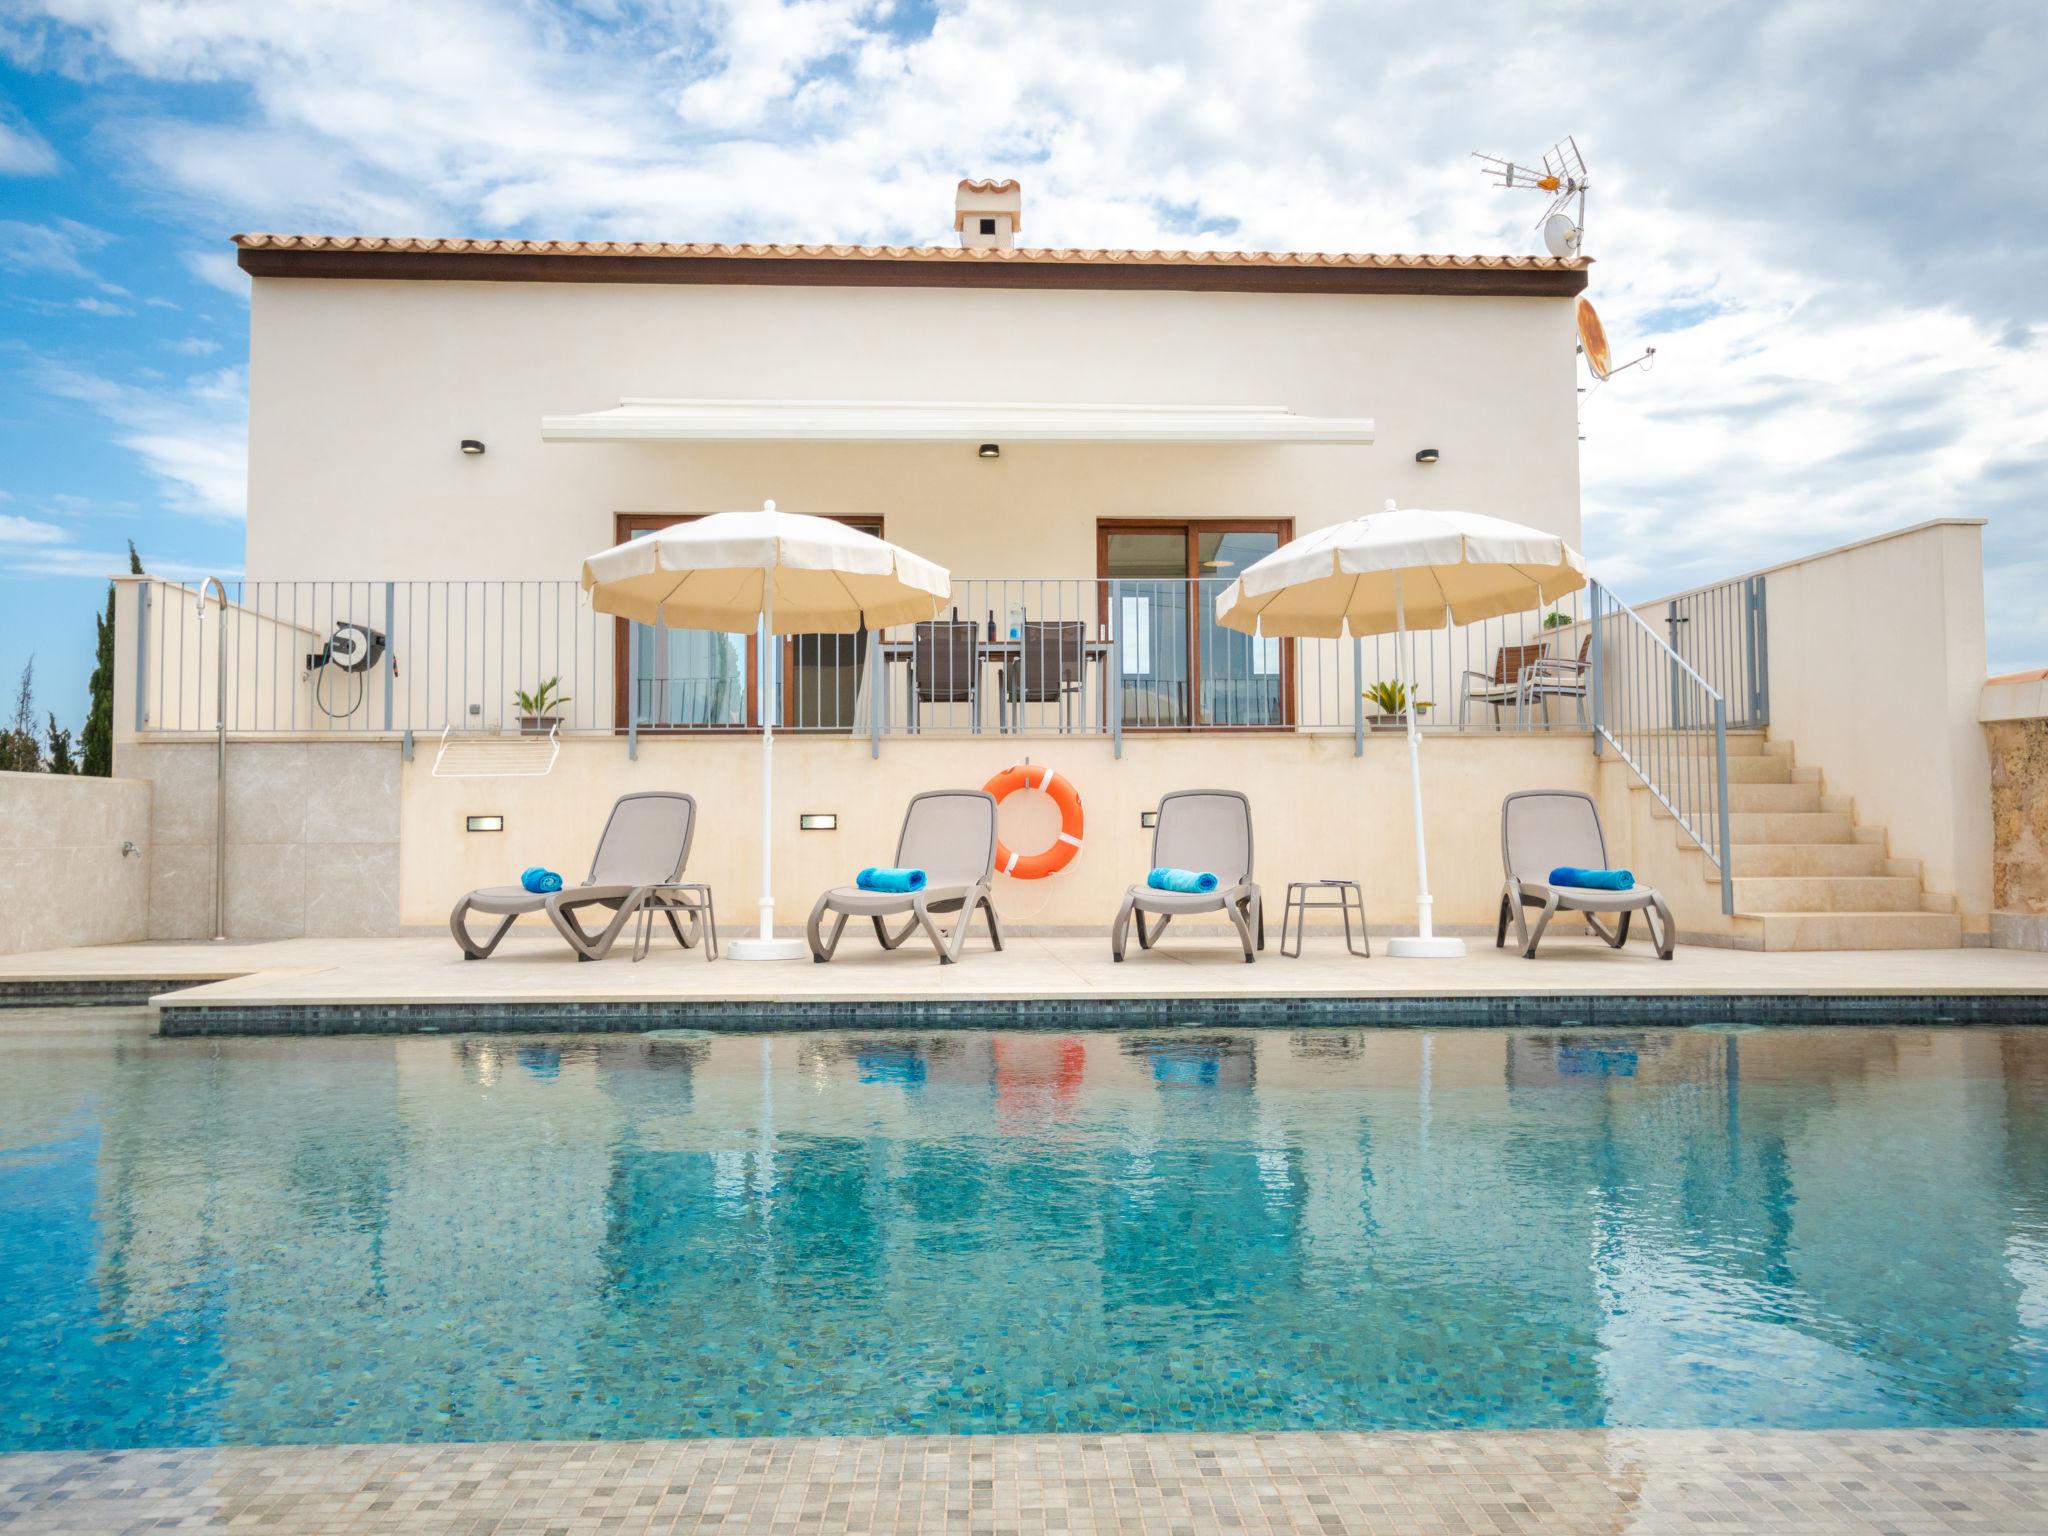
(1575, 296, 1654, 385)
(1543, 211, 1581, 258)
(1576, 297, 1613, 380)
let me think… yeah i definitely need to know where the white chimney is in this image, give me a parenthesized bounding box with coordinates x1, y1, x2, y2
(954, 178, 1022, 249)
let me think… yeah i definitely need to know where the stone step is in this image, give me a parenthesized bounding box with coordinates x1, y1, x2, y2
(1718, 843, 1894, 878)
(1753, 910, 1964, 951)
(1723, 782, 1823, 813)
(1722, 755, 1799, 783)
(1724, 810, 1858, 844)
(1634, 779, 1823, 813)
(1648, 799, 1856, 843)
(1662, 752, 1804, 782)
(1732, 876, 1927, 913)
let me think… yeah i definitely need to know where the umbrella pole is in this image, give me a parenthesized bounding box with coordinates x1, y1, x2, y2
(1387, 570, 1466, 959)
(729, 576, 807, 960)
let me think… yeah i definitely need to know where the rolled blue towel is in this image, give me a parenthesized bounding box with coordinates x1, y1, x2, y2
(1148, 867, 1219, 894)
(520, 866, 564, 894)
(856, 867, 927, 894)
(1549, 866, 1634, 891)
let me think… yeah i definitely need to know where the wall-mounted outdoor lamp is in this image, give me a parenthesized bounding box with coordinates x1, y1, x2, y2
(1140, 811, 1158, 828)
(461, 439, 486, 456)
(799, 813, 838, 831)
(466, 814, 504, 833)
(1414, 447, 1439, 464)
(978, 443, 1001, 459)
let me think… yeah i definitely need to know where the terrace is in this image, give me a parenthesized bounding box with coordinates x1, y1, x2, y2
(79, 519, 1995, 967)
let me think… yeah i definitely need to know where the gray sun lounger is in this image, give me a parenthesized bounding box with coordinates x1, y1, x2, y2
(806, 790, 1005, 965)
(1497, 789, 1675, 960)
(449, 791, 715, 963)
(1112, 789, 1264, 964)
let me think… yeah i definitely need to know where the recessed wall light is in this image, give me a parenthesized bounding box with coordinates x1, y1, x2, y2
(466, 814, 504, 833)
(799, 813, 838, 831)
(978, 443, 1001, 459)
(1140, 811, 1158, 828)
(461, 439, 486, 455)
(1414, 447, 1439, 464)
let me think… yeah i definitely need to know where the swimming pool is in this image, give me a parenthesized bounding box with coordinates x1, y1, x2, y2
(3, 1012, 2045, 1449)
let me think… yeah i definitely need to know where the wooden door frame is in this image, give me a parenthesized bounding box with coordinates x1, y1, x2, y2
(1096, 518, 1295, 730)
(610, 512, 884, 732)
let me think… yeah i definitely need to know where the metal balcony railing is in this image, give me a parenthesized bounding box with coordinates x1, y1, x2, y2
(128, 571, 1762, 809)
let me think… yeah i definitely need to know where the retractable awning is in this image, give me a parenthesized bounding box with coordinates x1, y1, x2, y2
(540, 398, 1374, 445)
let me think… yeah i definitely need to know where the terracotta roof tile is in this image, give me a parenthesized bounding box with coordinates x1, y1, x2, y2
(230, 232, 1587, 273)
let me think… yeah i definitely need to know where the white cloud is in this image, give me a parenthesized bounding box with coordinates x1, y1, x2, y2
(9, 0, 2047, 663)
(673, 0, 871, 130)
(181, 248, 244, 296)
(72, 294, 128, 315)
(0, 216, 113, 280)
(0, 512, 67, 544)
(166, 335, 219, 355)
(35, 361, 247, 521)
(0, 108, 58, 175)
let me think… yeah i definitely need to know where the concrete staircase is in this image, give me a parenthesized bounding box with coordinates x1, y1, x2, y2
(1622, 732, 1964, 950)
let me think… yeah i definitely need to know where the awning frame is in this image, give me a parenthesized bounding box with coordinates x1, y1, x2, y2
(540, 398, 1374, 446)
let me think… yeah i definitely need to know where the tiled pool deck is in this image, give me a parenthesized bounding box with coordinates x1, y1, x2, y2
(4, 1429, 2044, 1535)
(4, 930, 2048, 1031)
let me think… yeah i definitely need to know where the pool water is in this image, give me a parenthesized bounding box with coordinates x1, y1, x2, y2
(3, 1013, 2046, 1449)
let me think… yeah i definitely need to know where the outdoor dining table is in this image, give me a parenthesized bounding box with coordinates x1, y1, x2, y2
(874, 635, 1117, 733)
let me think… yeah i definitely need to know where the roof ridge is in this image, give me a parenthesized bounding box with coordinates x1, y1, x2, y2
(229, 232, 1589, 270)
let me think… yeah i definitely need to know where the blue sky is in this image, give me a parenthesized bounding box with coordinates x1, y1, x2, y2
(3, 52, 247, 732)
(2, 0, 2044, 735)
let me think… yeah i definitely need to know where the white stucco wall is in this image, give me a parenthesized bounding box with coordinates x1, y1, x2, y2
(1652, 519, 1992, 922)
(243, 277, 1582, 582)
(402, 730, 1602, 935)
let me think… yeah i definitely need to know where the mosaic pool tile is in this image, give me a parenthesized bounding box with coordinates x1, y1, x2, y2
(2, 1429, 2044, 1535)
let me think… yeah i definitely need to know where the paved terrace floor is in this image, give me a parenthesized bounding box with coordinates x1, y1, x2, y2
(4, 929, 2048, 1026)
(4, 1429, 2044, 1535)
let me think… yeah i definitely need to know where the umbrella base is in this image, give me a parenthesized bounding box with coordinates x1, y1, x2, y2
(1387, 935, 1468, 959)
(726, 937, 810, 962)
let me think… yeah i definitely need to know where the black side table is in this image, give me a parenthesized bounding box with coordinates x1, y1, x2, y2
(1280, 880, 1370, 957)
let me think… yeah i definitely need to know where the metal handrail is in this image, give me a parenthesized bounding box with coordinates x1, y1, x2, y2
(195, 576, 230, 942)
(1589, 578, 1736, 914)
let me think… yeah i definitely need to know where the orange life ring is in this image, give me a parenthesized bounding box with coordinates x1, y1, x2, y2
(983, 764, 1084, 879)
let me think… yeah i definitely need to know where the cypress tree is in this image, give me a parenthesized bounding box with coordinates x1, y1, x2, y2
(82, 541, 141, 777)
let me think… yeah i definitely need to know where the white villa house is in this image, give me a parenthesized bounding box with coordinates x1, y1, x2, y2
(95, 179, 1999, 952)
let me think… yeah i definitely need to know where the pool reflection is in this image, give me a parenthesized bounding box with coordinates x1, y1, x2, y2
(2, 1019, 2046, 1448)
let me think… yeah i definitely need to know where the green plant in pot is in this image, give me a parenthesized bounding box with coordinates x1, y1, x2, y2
(1363, 678, 1432, 730)
(1542, 609, 1573, 629)
(514, 676, 571, 734)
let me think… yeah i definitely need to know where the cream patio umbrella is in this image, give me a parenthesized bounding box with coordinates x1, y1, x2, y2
(580, 503, 950, 960)
(1216, 500, 1586, 957)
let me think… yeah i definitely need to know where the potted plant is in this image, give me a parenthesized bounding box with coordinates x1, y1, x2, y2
(1362, 679, 1432, 731)
(513, 677, 571, 735)
(1542, 609, 1574, 629)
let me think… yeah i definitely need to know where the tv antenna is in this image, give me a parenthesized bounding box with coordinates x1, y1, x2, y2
(1473, 136, 1588, 257)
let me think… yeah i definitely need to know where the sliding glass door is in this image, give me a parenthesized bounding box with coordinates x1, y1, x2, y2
(1099, 521, 1291, 729)
(612, 514, 878, 732)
